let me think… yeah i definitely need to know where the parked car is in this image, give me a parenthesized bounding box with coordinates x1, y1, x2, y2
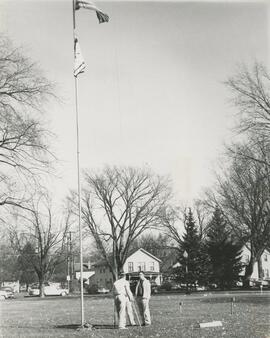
(254, 279, 269, 287)
(160, 281, 175, 291)
(97, 287, 110, 294)
(19, 284, 27, 292)
(0, 290, 9, 300)
(196, 285, 206, 291)
(28, 284, 40, 296)
(28, 283, 69, 297)
(0, 286, 15, 298)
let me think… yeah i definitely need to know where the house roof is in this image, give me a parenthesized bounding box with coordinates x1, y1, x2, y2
(92, 247, 162, 268)
(74, 262, 92, 272)
(129, 248, 162, 262)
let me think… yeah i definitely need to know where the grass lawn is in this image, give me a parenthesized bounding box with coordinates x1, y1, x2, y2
(0, 291, 269, 338)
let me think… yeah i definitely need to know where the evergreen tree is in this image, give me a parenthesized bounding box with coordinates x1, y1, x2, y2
(206, 208, 243, 289)
(0, 243, 19, 283)
(16, 242, 38, 288)
(174, 209, 210, 291)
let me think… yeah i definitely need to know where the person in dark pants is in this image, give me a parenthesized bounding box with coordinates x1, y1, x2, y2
(135, 272, 151, 326)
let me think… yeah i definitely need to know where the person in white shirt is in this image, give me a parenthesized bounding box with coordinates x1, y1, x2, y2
(135, 271, 151, 326)
(113, 270, 135, 329)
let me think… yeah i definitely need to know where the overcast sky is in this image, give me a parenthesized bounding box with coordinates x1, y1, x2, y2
(0, 0, 269, 205)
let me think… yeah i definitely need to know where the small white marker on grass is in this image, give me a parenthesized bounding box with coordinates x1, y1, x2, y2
(199, 321, 223, 328)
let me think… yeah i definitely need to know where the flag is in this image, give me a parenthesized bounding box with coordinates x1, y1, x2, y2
(74, 37, 86, 77)
(75, 0, 109, 24)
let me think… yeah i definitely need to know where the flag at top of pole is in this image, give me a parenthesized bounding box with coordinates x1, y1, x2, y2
(75, 0, 109, 24)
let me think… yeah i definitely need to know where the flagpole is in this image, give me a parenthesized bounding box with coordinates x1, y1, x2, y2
(72, 0, 85, 327)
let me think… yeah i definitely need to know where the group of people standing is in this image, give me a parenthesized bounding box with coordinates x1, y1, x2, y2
(113, 271, 151, 330)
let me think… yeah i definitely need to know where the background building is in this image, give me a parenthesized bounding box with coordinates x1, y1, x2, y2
(91, 248, 162, 290)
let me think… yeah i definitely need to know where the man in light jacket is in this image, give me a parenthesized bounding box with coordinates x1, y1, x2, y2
(135, 271, 151, 326)
(113, 270, 135, 329)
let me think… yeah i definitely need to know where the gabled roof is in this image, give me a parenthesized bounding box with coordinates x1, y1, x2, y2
(74, 262, 92, 272)
(92, 248, 162, 268)
(128, 248, 162, 262)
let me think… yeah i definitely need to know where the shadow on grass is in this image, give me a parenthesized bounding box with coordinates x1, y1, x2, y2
(93, 324, 141, 330)
(55, 323, 117, 330)
(93, 324, 117, 329)
(55, 323, 141, 330)
(55, 324, 80, 330)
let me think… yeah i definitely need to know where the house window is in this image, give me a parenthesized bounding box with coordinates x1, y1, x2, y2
(264, 254, 268, 262)
(128, 262, 134, 272)
(138, 262, 146, 272)
(265, 269, 269, 278)
(149, 262, 155, 271)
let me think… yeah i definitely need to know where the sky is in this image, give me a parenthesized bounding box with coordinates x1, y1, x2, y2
(0, 0, 269, 206)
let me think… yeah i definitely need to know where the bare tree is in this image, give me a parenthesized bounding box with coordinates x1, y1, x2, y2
(226, 62, 270, 141)
(131, 232, 172, 257)
(79, 166, 172, 280)
(161, 201, 210, 250)
(160, 206, 184, 246)
(193, 199, 212, 239)
(0, 36, 55, 209)
(9, 193, 72, 297)
(226, 62, 270, 170)
(206, 141, 270, 287)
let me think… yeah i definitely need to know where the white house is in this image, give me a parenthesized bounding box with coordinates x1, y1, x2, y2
(92, 248, 162, 290)
(124, 248, 160, 273)
(75, 271, 95, 284)
(123, 248, 162, 285)
(73, 262, 95, 289)
(240, 247, 270, 282)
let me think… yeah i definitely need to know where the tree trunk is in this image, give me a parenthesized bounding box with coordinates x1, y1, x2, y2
(39, 278, 45, 298)
(111, 267, 117, 282)
(243, 257, 255, 288)
(112, 241, 118, 281)
(257, 257, 263, 279)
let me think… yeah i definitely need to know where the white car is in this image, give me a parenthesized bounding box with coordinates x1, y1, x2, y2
(28, 283, 69, 297)
(97, 287, 110, 294)
(0, 290, 9, 300)
(196, 286, 206, 291)
(28, 285, 40, 296)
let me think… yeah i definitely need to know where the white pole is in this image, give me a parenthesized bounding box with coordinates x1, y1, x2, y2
(72, 0, 84, 327)
(75, 76, 85, 327)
